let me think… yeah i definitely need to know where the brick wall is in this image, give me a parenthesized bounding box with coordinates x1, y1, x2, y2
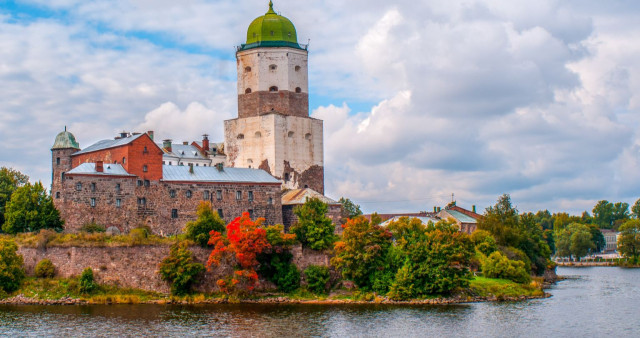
(238, 91, 308, 118)
(282, 203, 342, 234)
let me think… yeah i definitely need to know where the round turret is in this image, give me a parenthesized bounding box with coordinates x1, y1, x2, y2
(52, 127, 80, 150)
(241, 1, 301, 50)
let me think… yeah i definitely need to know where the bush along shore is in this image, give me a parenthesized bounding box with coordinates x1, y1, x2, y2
(0, 196, 559, 306)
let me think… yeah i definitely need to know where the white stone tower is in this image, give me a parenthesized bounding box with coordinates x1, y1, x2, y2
(225, 1, 324, 194)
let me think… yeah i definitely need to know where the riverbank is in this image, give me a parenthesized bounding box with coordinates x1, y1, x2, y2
(0, 276, 548, 306)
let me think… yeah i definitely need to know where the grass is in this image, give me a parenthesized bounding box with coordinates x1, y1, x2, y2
(1, 231, 182, 249)
(469, 276, 545, 298)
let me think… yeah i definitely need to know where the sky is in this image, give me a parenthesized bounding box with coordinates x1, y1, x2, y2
(1, 0, 639, 215)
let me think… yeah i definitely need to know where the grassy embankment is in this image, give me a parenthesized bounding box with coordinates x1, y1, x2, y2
(0, 231, 181, 248)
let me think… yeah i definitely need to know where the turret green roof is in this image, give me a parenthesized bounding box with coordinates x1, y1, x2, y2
(52, 128, 80, 150)
(239, 1, 303, 51)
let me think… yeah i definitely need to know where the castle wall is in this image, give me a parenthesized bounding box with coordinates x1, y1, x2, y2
(282, 204, 342, 233)
(59, 174, 283, 235)
(238, 90, 308, 118)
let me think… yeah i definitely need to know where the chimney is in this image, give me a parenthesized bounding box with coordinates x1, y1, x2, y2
(189, 163, 194, 174)
(96, 161, 104, 173)
(202, 134, 210, 156)
(216, 162, 224, 172)
(472, 205, 476, 213)
(183, 141, 188, 145)
(434, 206, 437, 213)
(120, 132, 129, 139)
(437, 207, 441, 212)
(147, 130, 154, 141)
(162, 139, 172, 153)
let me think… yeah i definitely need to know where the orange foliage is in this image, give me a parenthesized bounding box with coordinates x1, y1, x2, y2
(207, 212, 271, 293)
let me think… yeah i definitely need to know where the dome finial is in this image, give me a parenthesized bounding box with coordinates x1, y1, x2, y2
(267, 1, 275, 14)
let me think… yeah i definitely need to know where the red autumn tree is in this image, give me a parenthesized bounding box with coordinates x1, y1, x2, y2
(207, 212, 271, 294)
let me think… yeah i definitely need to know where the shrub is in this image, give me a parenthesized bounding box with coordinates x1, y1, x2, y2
(471, 230, 498, 256)
(80, 222, 106, 233)
(0, 238, 25, 293)
(130, 227, 150, 240)
(159, 242, 205, 295)
(35, 259, 56, 278)
(291, 197, 336, 250)
(78, 267, 97, 294)
(481, 251, 531, 284)
(259, 252, 300, 293)
(184, 202, 225, 247)
(304, 265, 330, 294)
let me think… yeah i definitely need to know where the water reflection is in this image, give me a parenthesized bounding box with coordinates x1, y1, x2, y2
(1, 267, 639, 337)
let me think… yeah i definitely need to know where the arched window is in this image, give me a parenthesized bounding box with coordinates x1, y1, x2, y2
(288, 131, 294, 138)
(295, 87, 302, 93)
(305, 133, 312, 140)
(237, 134, 245, 140)
(245, 88, 252, 94)
(269, 86, 278, 92)
(255, 131, 262, 138)
(295, 65, 301, 72)
(245, 66, 251, 72)
(269, 64, 277, 71)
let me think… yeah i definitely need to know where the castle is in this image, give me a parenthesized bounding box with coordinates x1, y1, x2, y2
(51, 2, 340, 235)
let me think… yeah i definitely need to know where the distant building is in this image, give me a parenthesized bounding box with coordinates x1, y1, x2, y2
(437, 204, 482, 234)
(601, 229, 619, 252)
(281, 188, 342, 232)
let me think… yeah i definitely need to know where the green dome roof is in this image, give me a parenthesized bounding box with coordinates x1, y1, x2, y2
(52, 128, 80, 150)
(240, 1, 302, 51)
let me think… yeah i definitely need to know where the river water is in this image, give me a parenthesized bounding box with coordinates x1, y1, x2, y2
(1, 267, 638, 337)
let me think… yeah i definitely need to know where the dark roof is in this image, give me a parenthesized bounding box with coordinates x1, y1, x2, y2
(74, 134, 145, 155)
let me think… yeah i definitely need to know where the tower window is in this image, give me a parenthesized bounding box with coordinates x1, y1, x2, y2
(245, 66, 251, 72)
(56, 157, 60, 165)
(284, 173, 290, 182)
(122, 157, 126, 164)
(245, 88, 252, 94)
(269, 64, 277, 71)
(143, 165, 148, 172)
(305, 133, 312, 140)
(55, 192, 60, 199)
(295, 66, 301, 71)
(295, 87, 302, 93)
(288, 131, 294, 138)
(269, 86, 278, 92)
(237, 134, 245, 140)
(255, 131, 261, 138)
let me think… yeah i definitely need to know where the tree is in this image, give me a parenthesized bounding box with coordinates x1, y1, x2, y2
(618, 220, 640, 264)
(588, 225, 606, 253)
(291, 197, 336, 250)
(471, 230, 498, 256)
(555, 223, 595, 261)
(78, 267, 97, 294)
(159, 242, 205, 295)
(481, 251, 531, 284)
(207, 213, 271, 294)
(331, 216, 392, 290)
(0, 167, 29, 228)
(477, 194, 520, 246)
(184, 201, 225, 246)
(304, 265, 331, 294)
(593, 200, 614, 228)
(632, 199, 640, 219)
(338, 197, 362, 222)
(2, 182, 63, 234)
(0, 238, 25, 293)
(533, 210, 553, 230)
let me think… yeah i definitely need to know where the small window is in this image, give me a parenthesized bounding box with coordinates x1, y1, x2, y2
(90, 198, 96, 207)
(288, 131, 294, 138)
(295, 65, 301, 72)
(169, 190, 176, 198)
(171, 209, 178, 219)
(304, 184, 309, 189)
(55, 192, 60, 199)
(122, 157, 126, 164)
(138, 197, 146, 206)
(237, 134, 245, 140)
(268, 197, 273, 205)
(144, 180, 150, 187)
(61, 172, 65, 181)
(116, 183, 121, 193)
(269, 64, 277, 71)
(305, 133, 312, 140)
(137, 180, 143, 187)
(245, 66, 251, 72)
(186, 190, 192, 198)
(217, 209, 224, 218)
(248, 191, 254, 202)
(56, 157, 60, 165)
(245, 88, 252, 94)
(284, 173, 290, 182)
(236, 191, 242, 200)
(269, 86, 278, 92)
(255, 131, 262, 138)
(116, 199, 121, 208)
(295, 87, 302, 93)
(203, 191, 210, 200)
(143, 165, 148, 172)
(217, 190, 223, 201)
(76, 183, 82, 191)
(90, 183, 96, 192)
(143, 146, 148, 154)
(163, 161, 165, 165)
(248, 209, 254, 219)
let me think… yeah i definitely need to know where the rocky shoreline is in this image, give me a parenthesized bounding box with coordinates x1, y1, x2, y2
(0, 293, 550, 306)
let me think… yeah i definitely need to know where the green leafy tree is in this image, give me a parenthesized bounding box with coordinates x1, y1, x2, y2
(588, 225, 606, 253)
(258, 251, 300, 293)
(2, 182, 63, 234)
(481, 251, 531, 284)
(471, 230, 498, 256)
(304, 265, 331, 294)
(533, 210, 553, 230)
(581, 211, 593, 224)
(184, 201, 225, 246)
(35, 259, 56, 278)
(78, 267, 97, 294)
(291, 197, 336, 250)
(0, 167, 29, 228)
(0, 238, 25, 293)
(556, 223, 595, 261)
(338, 197, 362, 223)
(593, 200, 614, 228)
(331, 216, 392, 290)
(159, 242, 205, 295)
(632, 199, 640, 219)
(477, 194, 520, 246)
(618, 220, 640, 264)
